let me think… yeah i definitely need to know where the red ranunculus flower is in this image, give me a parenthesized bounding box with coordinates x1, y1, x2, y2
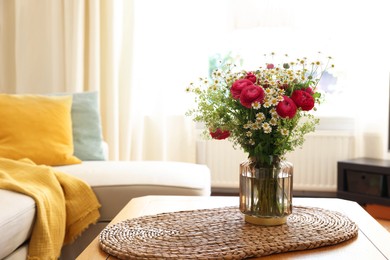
(276, 96, 297, 118)
(267, 63, 274, 69)
(209, 128, 230, 140)
(304, 87, 314, 95)
(291, 90, 315, 111)
(239, 85, 265, 108)
(245, 72, 257, 83)
(230, 79, 253, 99)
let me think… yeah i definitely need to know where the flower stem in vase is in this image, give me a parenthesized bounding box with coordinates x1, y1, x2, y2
(240, 157, 293, 225)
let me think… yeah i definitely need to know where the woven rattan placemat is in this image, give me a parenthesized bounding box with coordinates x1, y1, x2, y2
(99, 206, 358, 259)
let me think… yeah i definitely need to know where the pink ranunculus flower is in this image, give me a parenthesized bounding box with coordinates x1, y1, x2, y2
(239, 85, 265, 108)
(276, 96, 297, 118)
(291, 90, 315, 111)
(230, 79, 254, 100)
(209, 128, 230, 140)
(245, 72, 257, 83)
(266, 63, 275, 69)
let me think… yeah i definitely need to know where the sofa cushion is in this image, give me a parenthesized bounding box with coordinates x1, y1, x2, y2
(0, 190, 36, 259)
(0, 94, 81, 166)
(3, 244, 28, 260)
(54, 161, 211, 220)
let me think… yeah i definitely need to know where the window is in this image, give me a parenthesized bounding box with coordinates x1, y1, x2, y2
(132, 0, 390, 131)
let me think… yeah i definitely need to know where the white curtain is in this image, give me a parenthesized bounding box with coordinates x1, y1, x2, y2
(0, 0, 196, 162)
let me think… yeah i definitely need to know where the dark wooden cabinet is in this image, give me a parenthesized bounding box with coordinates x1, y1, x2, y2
(337, 158, 390, 206)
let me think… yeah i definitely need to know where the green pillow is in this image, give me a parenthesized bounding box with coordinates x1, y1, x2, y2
(71, 92, 105, 160)
(54, 92, 105, 161)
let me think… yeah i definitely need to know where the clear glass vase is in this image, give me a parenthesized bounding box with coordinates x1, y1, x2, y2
(239, 156, 293, 225)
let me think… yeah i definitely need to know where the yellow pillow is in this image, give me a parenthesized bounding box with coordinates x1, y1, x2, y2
(0, 94, 81, 166)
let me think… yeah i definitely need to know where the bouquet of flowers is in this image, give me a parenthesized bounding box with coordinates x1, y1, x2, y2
(186, 53, 334, 167)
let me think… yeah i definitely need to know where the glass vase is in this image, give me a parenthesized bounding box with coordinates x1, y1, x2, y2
(239, 156, 293, 225)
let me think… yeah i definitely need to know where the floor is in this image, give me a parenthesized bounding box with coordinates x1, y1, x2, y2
(374, 218, 390, 232)
(363, 204, 390, 233)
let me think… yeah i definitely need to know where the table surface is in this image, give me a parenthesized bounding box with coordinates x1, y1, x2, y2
(77, 196, 390, 260)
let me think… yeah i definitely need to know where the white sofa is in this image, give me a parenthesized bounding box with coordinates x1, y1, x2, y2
(0, 92, 211, 259)
(0, 160, 211, 260)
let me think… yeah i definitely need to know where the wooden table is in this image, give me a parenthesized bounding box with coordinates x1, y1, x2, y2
(77, 196, 390, 259)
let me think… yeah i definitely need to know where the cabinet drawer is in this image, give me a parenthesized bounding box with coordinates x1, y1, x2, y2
(346, 171, 384, 196)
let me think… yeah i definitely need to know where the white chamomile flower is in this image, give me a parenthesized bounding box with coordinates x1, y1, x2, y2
(265, 88, 274, 95)
(263, 100, 272, 108)
(251, 122, 261, 130)
(209, 85, 217, 91)
(246, 131, 253, 137)
(252, 101, 261, 109)
(244, 123, 251, 129)
(270, 118, 278, 126)
(256, 113, 265, 122)
(280, 128, 289, 136)
(262, 122, 272, 133)
(271, 97, 279, 106)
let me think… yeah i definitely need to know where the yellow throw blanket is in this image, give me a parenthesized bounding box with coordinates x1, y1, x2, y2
(0, 158, 101, 260)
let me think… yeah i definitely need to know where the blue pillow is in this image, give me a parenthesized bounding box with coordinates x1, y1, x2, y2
(53, 91, 105, 161)
(71, 91, 105, 160)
